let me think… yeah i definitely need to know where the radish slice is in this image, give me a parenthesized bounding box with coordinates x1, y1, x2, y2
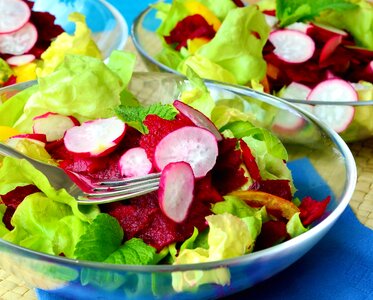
(286, 22, 312, 33)
(0, 0, 31, 34)
(0, 22, 38, 55)
(269, 29, 315, 63)
(6, 54, 35, 66)
(7, 133, 47, 147)
(64, 117, 126, 157)
(119, 147, 153, 177)
(264, 14, 278, 28)
(310, 22, 348, 37)
(158, 161, 194, 223)
(273, 82, 313, 133)
(307, 79, 358, 133)
(33, 112, 80, 142)
(173, 100, 222, 141)
(154, 126, 218, 178)
(282, 82, 312, 100)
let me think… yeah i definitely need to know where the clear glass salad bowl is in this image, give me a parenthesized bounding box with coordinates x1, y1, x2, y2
(131, 5, 373, 143)
(0, 72, 356, 300)
(32, 0, 128, 59)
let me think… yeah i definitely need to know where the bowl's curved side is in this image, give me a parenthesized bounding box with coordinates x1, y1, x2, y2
(32, 0, 128, 59)
(0, 72, 357, 299)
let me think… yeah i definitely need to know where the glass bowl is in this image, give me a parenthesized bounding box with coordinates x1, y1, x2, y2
(31, 0, 128, 59)
(131, 5, 373, 143)
(0, 72, 356, 299)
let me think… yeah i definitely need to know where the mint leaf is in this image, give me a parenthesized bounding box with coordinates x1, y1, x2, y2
(115, 103, 178, 133)
(105, 238, 158, 265)
(276, 0, 358, 27)
(74, 214, 123, 262)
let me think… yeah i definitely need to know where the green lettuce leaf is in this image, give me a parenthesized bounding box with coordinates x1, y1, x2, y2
(13, 54, 124, 132)
(241, 129, 295, 192)
(286, 212, 308, 238)
(180, 67, 216, 117)
(107, 50, 136, 88)
(316, 0, 373, 49)
(199, 0, 237, 19)
(74, 214, 123, 262)
(0, 58, 12, 85)
(0, 204, 9, 237)
(172, 213, 254, 291)
(196, 6, 269, 84)
(36, 12, 102, 77)
(0, 86, 37, 127)
(0, 157, 93, 222)
(276, 0, 357, 27)
(178, 55, 237, 84)
(0, 157, 98, 255)
(104, 238, 159, 265)
(156, 0, 190, 37)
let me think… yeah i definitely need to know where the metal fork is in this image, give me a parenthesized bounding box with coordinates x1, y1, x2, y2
(0, 143, 160, 205)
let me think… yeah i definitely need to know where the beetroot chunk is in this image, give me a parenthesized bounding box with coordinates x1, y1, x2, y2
(299, 195, 331, 226)
(164, 14, 216, 50)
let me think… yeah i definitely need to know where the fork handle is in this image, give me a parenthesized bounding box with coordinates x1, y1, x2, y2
(0, 142, 28, 160)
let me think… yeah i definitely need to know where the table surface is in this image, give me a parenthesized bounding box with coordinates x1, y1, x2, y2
(1, 38, 373, 300)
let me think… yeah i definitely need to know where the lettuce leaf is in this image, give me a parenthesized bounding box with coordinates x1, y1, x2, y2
(196, 6, 269, 84)
(13, 54, 125, 132)
(276, 0, 357, 27)
(36, 12, 102, 77)
(179, 67, 216, 117)
(74, 214, 123, 262)
(172, 213, 256, 291)
(178, 54, 237, 84)
(286, 212, 308, 238)
(316, 0, 373, 49)
(0, 58, 12, 85)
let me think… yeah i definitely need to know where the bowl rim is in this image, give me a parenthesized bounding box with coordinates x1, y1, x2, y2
(0, 72, 357, 272)
(131, 6, 373, 105)
(97, 0, 129, 51)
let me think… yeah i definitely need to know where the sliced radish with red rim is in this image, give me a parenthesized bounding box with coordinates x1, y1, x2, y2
(286, 22, 312, 33)
(273, 82, 313, 133)
(7, 133, 47, 147)
(158, 161, 195, 223)
(307, 79, 358, 133)
(0, 22, 38, 55)
(64, 117, 126, 157)
(173, 100, 222, 141)
(0, 0, 31, 34)
(6, 54, 35, 66)
(269, 29, 315, 63)
(154, 126, 218, 178)
(119, 147, 153, 177)
(33, 112, 80, 142)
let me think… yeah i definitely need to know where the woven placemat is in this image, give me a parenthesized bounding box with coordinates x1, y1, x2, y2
(0, 40, 372, 300)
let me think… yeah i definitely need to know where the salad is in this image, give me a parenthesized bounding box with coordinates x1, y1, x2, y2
(152, 0, 373, 137)
(0, 0, 101, 89)
(0, 51, 330, 291)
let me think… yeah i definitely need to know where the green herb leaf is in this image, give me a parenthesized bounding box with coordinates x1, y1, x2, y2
(74, 214, 123, 262)
(115, 103, 177, 133)
(104, 238, 158, 265)
(276, 0, 358, 27)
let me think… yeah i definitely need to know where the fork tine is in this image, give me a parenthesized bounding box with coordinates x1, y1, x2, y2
(84, 181, 159, 197)
(92, 177, 160, 191)
(95, 172, 161, 186)
(78, 186, 159, 205)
